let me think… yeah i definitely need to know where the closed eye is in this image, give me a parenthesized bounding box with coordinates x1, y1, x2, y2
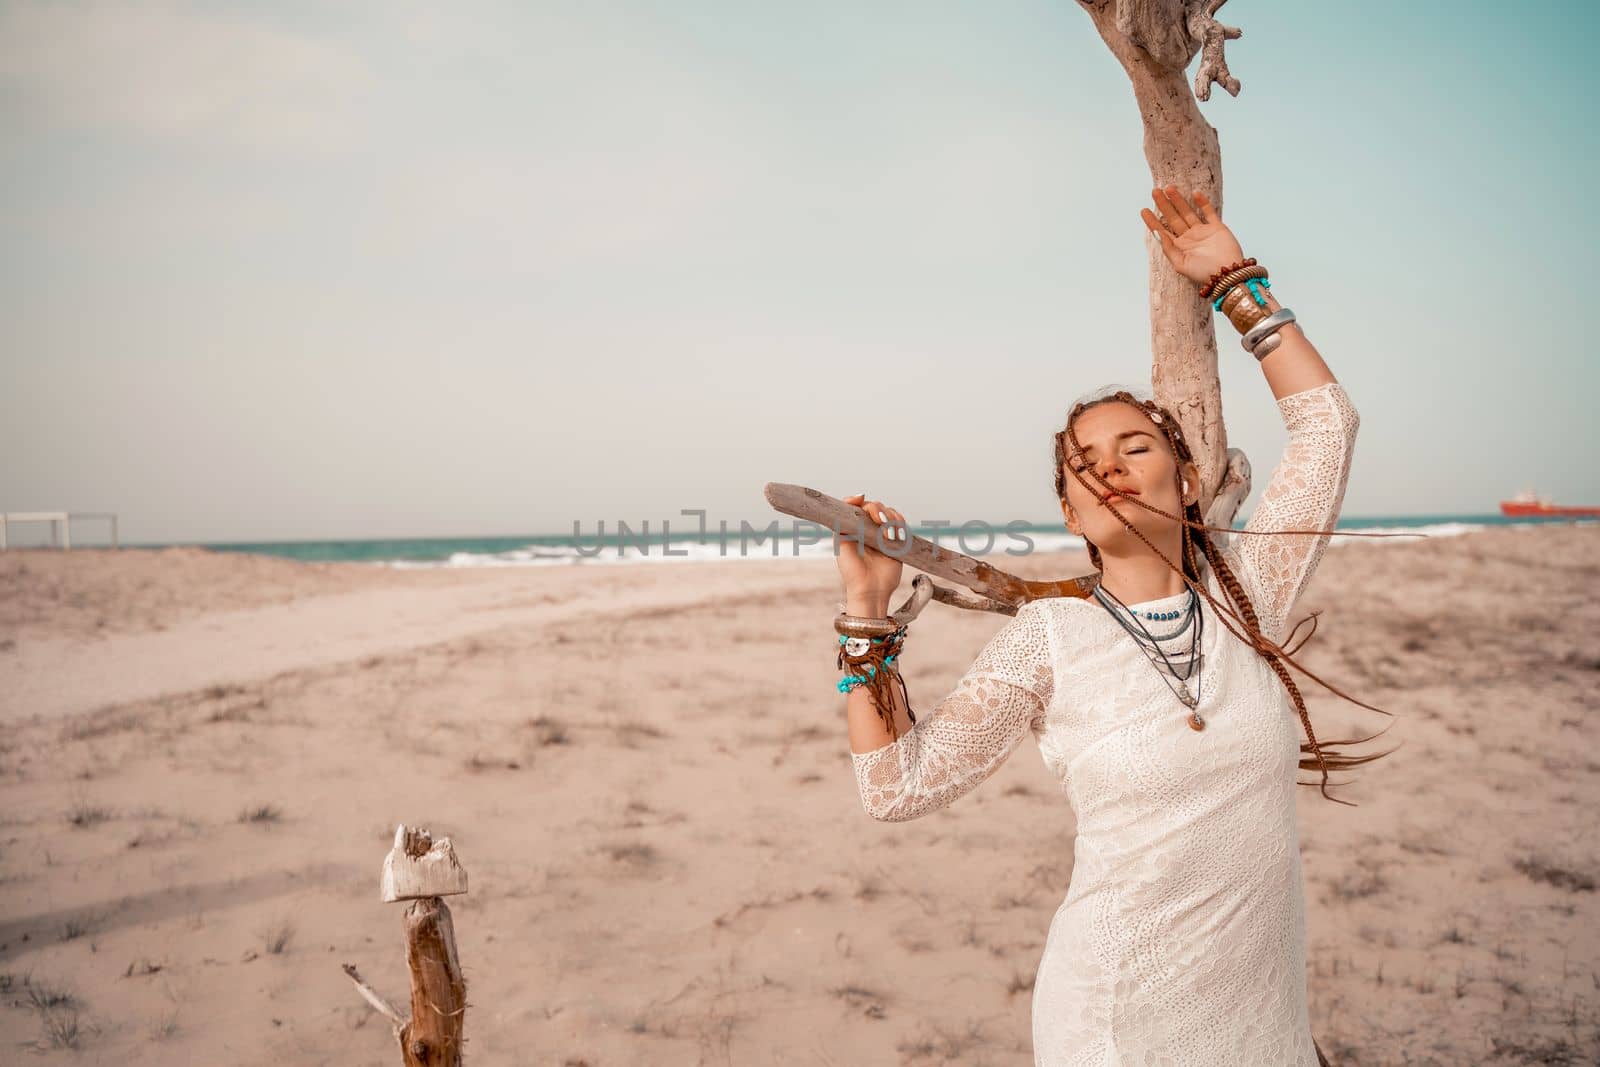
(1070, 446, 1150, 472)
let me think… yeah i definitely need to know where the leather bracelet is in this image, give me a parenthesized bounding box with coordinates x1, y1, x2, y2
(839, 630, 905, 661)
(1242, 308, 1297, 353)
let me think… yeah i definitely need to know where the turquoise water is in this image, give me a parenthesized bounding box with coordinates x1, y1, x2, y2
(121, 513, 1594, 567)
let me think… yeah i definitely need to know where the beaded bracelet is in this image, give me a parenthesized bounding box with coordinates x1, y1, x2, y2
(837, 654, 899, 693)
(1200, 257, 1256, 300)
(835, 626, 916, 736)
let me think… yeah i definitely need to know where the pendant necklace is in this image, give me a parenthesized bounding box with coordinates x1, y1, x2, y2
(1091, 579, 1208, 731)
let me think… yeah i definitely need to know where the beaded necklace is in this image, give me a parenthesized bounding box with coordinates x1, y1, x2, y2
(1091, 580, 1208, 731)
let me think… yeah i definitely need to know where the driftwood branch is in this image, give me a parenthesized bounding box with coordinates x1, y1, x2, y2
(1188, 0, 1242, 101)
(886, 574, 1019, 619)
(1078, 0, 1245, 524)
(1205, 447, 1252, 546)
(766, 483, 1097, 608)
(930, 583, 1019, 616)
(1109, 0, 1200, 70)
(343, 963, 407, 1027)
(888, 574, 935, 624)
(1087, 0, 1244, 102)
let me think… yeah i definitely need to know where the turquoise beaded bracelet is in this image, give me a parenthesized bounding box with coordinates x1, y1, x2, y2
(837, 654, 899, 693)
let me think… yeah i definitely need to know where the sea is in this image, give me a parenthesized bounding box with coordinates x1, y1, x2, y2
(131, 514, 1594, 569)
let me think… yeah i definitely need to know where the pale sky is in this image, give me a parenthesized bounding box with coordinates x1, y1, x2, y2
(2, 1, 1595, 544)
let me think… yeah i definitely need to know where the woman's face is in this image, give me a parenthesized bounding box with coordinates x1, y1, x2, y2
(1059, 400, 1197, 548)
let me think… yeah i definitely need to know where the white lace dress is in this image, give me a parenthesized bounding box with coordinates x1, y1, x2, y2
(851, 382, 1360, 1066)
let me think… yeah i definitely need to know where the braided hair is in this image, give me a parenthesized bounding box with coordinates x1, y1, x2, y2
(1053, 388, 1395, 805)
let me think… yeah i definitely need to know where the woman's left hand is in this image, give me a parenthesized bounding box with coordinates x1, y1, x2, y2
(1140, 184, 1246, 287)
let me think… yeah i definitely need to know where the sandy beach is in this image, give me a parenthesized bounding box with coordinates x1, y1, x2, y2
(1, 525, 1596, 1065)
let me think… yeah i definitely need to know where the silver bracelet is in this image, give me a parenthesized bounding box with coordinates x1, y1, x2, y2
(1241, 307, 1295, 354)
(1251, 332, 1284, 361)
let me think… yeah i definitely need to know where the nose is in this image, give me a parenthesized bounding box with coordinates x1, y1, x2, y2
(1094, 456, 1126, 480)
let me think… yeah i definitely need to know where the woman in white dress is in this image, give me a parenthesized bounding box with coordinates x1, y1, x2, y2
(833, 186, 1391, 1066)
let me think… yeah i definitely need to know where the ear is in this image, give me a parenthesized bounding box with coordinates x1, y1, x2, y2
(1179, 460, 1202, 507)
(1060, 497, 1081, 536)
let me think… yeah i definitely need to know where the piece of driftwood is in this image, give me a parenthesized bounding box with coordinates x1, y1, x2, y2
(344, 824, 468, 1067)
(767, 468, 1250, 616)
(343, 963, 406, 1027)
(1077, 0, 1250, 524)
(382, 825, 468, 902)
(766, 483, 1097, 610)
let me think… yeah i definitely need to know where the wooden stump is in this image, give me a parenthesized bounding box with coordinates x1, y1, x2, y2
(344, 825, 469, 1065)
(399, 897, 466, 1067)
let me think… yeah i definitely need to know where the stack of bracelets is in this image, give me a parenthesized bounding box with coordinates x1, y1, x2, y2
(835, 610, 916, 740)
(1199, 257, 1298, 360)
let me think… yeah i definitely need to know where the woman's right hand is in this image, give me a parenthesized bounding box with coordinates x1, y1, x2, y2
(836, 493, 906, 613)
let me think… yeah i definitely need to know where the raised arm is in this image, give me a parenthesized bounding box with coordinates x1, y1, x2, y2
(851, 603, 1053, 822)
(1234, 381, 1359, 644)
(1140, 185, 1359, 643)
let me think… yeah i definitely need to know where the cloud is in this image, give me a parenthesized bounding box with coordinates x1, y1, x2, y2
(0, 1, 373, 154)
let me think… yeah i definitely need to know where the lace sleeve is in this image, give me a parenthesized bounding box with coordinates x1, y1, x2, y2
(850, 602, 1054, 822)
(1234, 381, 1360, 645)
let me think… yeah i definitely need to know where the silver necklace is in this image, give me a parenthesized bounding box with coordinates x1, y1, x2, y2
(1091, 580, 1208, 731)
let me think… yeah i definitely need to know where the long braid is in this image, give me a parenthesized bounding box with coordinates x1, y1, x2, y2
(1054, 393, 1396, 805)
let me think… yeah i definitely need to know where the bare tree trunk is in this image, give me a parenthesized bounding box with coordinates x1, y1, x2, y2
(399, 897, 466, 1067)
(1078, 0, 1239, 521)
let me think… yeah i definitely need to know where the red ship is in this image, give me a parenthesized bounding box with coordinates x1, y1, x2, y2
(1499, 489, 1600, 518)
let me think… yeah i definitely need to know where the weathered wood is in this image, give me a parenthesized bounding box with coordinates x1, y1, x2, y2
(1204, 447, 1252, 549)
(399, 897, 466, 1067)
(1186, 0, 1242, 101)
(1087, 0, 1242, 100)
(929, 582, 1019, 617)
(345, 825, 469, 1066)
(889, 574, 935, 624)
(1110, 0, 1200, 69)
(342, 963, 407, 1027)
(765, 483, 1097, 607)
(382, 825, 468, 903)
(1077, 0, 1250, 527)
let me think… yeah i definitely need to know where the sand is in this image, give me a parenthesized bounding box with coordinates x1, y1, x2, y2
(0, 526, 1596, 1065)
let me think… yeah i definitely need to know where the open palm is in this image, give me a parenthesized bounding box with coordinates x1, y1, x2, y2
(1140, 185, 1246, 287)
